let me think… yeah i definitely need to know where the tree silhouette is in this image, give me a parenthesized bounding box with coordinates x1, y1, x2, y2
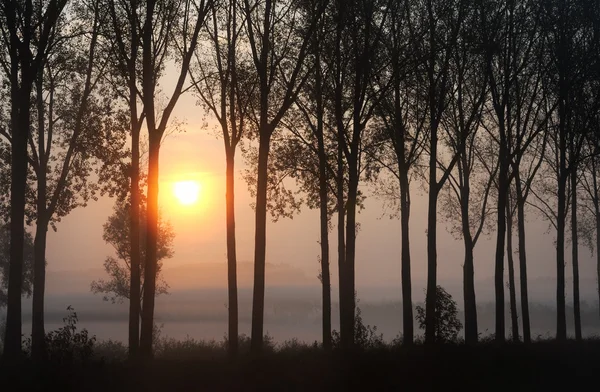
(91, 199, 174, 306)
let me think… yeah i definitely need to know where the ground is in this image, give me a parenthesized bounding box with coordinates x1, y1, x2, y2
(1, 341, 600, 391)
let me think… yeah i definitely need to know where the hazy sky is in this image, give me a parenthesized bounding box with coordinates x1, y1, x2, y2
(39, 71, 598, 302)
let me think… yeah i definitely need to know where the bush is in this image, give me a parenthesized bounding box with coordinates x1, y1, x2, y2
(93, 339, 128, 362)
(332, 297, 384, 350)
(24, 306, 96, 363)
(415, 285, 462, 343)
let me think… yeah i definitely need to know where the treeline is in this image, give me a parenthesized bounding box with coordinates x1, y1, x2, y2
(1, 0, 600, 362)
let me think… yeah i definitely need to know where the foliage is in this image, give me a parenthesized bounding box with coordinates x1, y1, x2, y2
(23, 306, 96, 363)
(332, 299, 384, 350)
(0, 223, 35, 308)
(416, 286, 463, 343)
(90, 198, 174, 304)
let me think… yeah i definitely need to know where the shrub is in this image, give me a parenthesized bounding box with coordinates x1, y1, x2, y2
(24, 306, 96, 363)
(415, 285, 462, 343)
(332, 297, 384, 350)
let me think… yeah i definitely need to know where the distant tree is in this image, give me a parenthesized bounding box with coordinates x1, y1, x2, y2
(416, 285, 462, 344)
(0, 224, 35, 308)
(90, 199, 174, 306)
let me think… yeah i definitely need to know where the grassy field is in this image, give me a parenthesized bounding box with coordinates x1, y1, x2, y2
(2, 338, 600, 391)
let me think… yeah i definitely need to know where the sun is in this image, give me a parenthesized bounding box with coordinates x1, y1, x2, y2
(174, 180, 201, 205)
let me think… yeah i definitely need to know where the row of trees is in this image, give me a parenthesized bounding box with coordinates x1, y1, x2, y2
(1, 0, 600, 361)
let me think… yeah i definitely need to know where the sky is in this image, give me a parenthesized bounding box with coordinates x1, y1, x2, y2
(39, 69, 599, 304)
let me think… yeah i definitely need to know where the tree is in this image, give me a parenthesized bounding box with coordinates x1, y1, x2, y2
(416, 285, 463, 344)
(422, 0, 464, 344)
(91, 199, 174, 306)
(0, 224, 35, 308)
(137, 0, 213, 358)
(437, 2, 491, 344)
(190, 0, 255, 356)
(104, 0, 146, 357)
(17, 0, 127, 359)
(367, 0, 427, 346)
(0, 0, 67, 360)
(241, 0, 325, 352)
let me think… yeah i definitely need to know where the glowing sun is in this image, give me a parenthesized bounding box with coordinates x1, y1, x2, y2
(174, 180, 200, 205)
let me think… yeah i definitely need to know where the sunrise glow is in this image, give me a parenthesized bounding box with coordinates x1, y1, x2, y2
(174, 180, 201, 205)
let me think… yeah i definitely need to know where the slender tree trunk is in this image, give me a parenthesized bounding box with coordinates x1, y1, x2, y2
(251, 132, 271, 352)
(32, 69, 47, 361)
(556, 112, 567, 341)
(425, 120, 438, 344)
(515, 176, 531, 343)
(594, 173, 600, 320)
(344, 162, 358, 349)
(506, 199, 519, 342)
(129, 121, 141, 357)
(139, 134, 160, 357)
(336, 132, 347, 349)
(4, 76, 32, 360)
(571, 163, 581, 341)
(226, 149, 239, 355)
(399, 169, 413, 345)
(127, 0, 141, 357)
(494, 139, 508, 343)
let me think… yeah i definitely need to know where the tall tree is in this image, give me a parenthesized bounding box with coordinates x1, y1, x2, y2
(241, 0, 325, 352)
(325, 0, 392, 349)
(421, 0, 464, 343)
(138, 0, 213, 358)
(104, 0, 146, 357)
(368, 0, 426, 345)
(0, 0, 67, 360)
(438, 10, 492, 343)
(21, 0, 126, 359)
(191, 0, 255, 355)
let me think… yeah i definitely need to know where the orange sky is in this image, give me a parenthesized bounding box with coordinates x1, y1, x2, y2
(39, 67, 599, 301)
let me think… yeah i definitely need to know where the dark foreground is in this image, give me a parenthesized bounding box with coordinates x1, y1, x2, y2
(2, 341, 600, 391)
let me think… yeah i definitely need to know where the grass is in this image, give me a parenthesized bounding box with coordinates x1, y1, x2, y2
(2, 337, 600, 391)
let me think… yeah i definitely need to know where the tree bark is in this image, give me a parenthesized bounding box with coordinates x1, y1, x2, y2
(129, 118, 141, 357)
(251, 132, 271, 352)
(4, 66, 32, 360)
(399, 169, 413, 345)
(515, 175, 531, 343)
(344, 161, 358, 349)
(139, 134, 160, 357)
(127, 0, 141, 358)
(32, 68, 47, 361)
(571, 162, 581, 341)
(506, 199, 519, 342)
(494, 132, 507, 343)
(226, 150, 239, 355)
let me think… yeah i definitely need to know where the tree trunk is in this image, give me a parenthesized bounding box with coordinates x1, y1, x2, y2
(251, 132, 271, 353)
(344, 162, 358, 349)
(128, 120, 141, 358)
(399, 169, 413, 345)
(425, 122, 438, 344)
(4, 75, 32, 359)
(226, 149, 239, 355)
(32, 69, 47, 361)
(32, 219, 48, 360)
(336, 131, 347, 349)
(594, 176, 600, 321)
(556, 110, 567, 342)
(506, 200, 519, 342)
(515, 176, 531, 343)
(460, 160, 477, 345)
(139, 134, 160, 357)
(494, 140, 507, 343)
(571, 163, 581, 341)
(316, 129, 331, 350)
